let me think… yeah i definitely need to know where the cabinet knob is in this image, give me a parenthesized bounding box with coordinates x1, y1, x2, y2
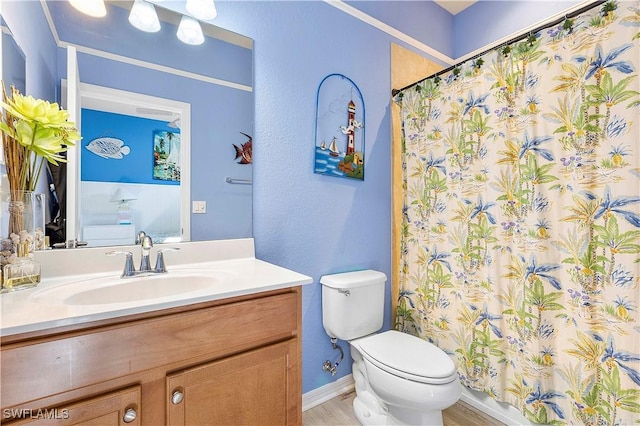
(172, 390, 184, 405)
(123, 408, 137, 423)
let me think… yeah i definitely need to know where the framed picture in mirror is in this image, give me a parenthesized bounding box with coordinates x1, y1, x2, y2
(153, 130, 181, 182)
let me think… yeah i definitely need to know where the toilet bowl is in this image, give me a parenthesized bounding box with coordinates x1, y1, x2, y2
(321, 270, 461, 426)
(351, 330, 461, 425)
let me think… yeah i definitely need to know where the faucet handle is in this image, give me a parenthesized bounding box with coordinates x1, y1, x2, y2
(52, 239, 88, 249)
(155, 247, 180, 273)
(106, 251, 135, 278)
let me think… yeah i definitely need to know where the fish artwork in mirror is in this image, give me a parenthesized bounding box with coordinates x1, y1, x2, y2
(85, 137, 131, 160)
(0, 0, 254, 248)
(233, 132, 253, 165)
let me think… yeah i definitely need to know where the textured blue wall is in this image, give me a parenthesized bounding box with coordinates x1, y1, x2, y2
(454, 0, 586, 58)
(345, 0, 454, 57)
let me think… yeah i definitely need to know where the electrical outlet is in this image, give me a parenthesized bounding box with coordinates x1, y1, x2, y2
(192, 201, 206, 214)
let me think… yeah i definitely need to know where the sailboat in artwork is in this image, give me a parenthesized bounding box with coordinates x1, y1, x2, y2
(167, 139, 180, 166)
(329, 137, 340, 157)
(320, 140, 327, 150)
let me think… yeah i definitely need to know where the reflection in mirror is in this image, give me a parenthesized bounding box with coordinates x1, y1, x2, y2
(0, 17, 26, 168)
(40, 0, 253, 247)
(1, 18, 26, 95)
(78, 83, 191, 246)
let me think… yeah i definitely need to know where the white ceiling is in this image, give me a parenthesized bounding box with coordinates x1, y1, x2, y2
(433, 0, 477, 15)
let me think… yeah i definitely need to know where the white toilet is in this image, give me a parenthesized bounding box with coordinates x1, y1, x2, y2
(321, 270, 461, 426)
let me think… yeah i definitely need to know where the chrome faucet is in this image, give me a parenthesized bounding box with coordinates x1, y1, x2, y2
(107, 231, 180, 278)
(139, 234, 154, 273)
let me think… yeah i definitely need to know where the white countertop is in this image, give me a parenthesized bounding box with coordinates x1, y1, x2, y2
(0, 239, 313, 337)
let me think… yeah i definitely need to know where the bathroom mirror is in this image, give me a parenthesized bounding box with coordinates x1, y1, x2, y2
(2, 0, 254, 247)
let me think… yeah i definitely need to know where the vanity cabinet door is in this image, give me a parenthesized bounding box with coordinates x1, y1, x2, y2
(10, 386, 140, 426)
(167, 340, 297, 426)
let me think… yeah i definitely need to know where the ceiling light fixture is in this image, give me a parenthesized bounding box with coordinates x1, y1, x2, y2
(128, 0, 161, 33)
(185, 0, 217, 21)
(68, 0, 107, 18)
(177, 15, 205, 45)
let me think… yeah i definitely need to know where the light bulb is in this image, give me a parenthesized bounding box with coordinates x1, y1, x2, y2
(177, 16, 205, 45)
(68, 0, 107, 18)
(185, 0, 217, 21)
(128, 0, 161, 33)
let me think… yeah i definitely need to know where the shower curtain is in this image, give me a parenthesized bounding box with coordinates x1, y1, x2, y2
(395, 2, 640, 424)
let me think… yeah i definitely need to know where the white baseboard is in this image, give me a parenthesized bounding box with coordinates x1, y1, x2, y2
(460, 386, 535, 426)
(302, 374, 355, 412)
(302, 374, 534, 426)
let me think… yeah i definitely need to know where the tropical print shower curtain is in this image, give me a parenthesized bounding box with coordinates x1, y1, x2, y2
(395, 2, 640, 424)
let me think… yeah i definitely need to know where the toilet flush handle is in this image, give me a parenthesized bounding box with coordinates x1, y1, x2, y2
(338, 288, 350, 296)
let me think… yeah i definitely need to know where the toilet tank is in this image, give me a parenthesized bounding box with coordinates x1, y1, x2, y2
(320, 270, 387, 341)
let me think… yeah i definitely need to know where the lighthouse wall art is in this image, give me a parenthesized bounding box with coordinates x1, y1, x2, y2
(314, 74, 365, 180)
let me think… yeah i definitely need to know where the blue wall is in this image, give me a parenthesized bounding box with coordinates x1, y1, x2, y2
(345, 0, 455, 57)
(81, 109, 179, 185)
(2, 0, 594, 396)
(453, 0, 586, 57)
(209, 1, 398, 392)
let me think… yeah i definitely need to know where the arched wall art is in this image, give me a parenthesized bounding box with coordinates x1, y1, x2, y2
(314, 73, 365, 181)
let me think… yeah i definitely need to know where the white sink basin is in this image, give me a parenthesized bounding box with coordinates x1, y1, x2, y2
(30, 269, 233, 306)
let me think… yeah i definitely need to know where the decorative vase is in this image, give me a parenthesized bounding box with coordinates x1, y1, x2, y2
(1, 190, 46, 288)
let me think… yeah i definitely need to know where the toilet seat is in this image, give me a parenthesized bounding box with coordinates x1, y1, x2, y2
(354, 330, 458, 385)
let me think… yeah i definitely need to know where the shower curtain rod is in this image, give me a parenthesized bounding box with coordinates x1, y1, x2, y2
(391, 0, 607, 97)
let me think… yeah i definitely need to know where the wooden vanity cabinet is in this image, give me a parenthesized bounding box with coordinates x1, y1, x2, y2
(10, 386, 142, 426)
(1, 287, 302, 426)
(167, 340, 297, 425)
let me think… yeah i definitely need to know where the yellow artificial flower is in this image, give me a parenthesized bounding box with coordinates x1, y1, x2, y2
(2, 94, 71, 128)
(1, 89, 81, 191)
(12, 120, 69, 164)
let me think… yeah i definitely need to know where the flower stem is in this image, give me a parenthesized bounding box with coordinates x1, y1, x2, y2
(20, 153, 29, 191)
(32, 157, 46, 192)
(23, 122, 39, 191)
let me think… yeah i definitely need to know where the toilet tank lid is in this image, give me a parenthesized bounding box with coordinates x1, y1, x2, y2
(320, 270, 387, 289)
